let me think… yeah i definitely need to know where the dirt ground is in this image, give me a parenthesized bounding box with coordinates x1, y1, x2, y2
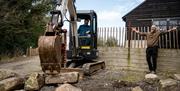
(0, 56, 42, 77)
(0, 56, 179, 91)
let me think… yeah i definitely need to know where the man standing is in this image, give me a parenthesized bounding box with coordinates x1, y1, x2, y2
(132, 25, 176, 74)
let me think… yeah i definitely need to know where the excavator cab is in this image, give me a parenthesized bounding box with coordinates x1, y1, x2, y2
(68, 10, 98, 61)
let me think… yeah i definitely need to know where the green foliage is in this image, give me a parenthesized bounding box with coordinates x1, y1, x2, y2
(105, 37, 118, 47)
(98, 37, 118, 47)
(97, 38, 105, 46)
(0, 0, 52, 56)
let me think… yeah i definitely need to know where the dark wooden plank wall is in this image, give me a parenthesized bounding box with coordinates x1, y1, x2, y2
(123, 0, 180, 27)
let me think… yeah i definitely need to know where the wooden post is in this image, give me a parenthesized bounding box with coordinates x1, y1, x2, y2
(120, 27, 122, 47)
(133, 28, 136, 48)
(128, 22, 131, 49)
(165, 32, 168, 49)
(159, 37, 161, 48)
(173, 31, 176, 48)
(162, 34, 164, 48)
(116, 27, 118, 46)
(137, 27, 140, 48)
(176, 29, 179, 49)
(104, 27, 106, 46)
(122, 27, 125, 48)
(140, 27, 143, 48)
(124, 27, 127, 48)
(169, 31, 172, 48)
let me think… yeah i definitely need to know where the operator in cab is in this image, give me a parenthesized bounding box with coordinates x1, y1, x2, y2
(78, 18, 91, 46)
(78, 18, 90, 36)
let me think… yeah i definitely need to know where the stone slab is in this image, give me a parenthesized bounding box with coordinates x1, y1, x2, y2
(45, 72, 79, 84)
(0, 77, 24, 91)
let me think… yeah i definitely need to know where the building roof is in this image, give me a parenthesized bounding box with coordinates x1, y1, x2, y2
(122, 0, 180, 22)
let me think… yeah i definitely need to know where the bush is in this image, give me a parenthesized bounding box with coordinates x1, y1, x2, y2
(105, 37, 118, 47)
(97, 38, 105, 46)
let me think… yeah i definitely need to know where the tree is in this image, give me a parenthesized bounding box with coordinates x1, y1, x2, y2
(0, 0, 52, 56)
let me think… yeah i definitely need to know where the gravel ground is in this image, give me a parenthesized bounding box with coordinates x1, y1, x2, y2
(0, 56, 179, 91)
(0, 56, 42, 76)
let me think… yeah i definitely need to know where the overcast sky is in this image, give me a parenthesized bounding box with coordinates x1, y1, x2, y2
(75, 0, 144, 27)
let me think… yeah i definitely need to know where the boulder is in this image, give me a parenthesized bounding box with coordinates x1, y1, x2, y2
(173, 74, 180, 81)
(0, 69, 18, 81)
(145, 73, 158, 79)
(131, 86, 143, 91)
(14, 90, 25, 91)
(55, 84, 82, 91)
(40, 86, 55, 91)
(144, 73, 159, 84)
(0, 77, 24, 91)
(160, 78, 177, 88)
(45, 72, 79, 84)
(24, 72, 45, 90)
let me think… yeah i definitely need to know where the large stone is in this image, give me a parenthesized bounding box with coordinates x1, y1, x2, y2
(55, 84, 82, 91)
(160, 78, 177, 88)
(0, 77, 24, 91)
(131, 86, 143, 91)
(24, 72, 45, 90)
(173, 74, 180, 81)
(14, 90, 25, 91)
(45, 72, 79, 84)
(0, 69, 18, 81)
(145, 73, 159, 84)
(145, 73, 158, 79)
(40, 86, 55, 91)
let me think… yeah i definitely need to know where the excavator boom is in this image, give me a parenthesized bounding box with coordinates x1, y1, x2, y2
(38, 0, 78, 74)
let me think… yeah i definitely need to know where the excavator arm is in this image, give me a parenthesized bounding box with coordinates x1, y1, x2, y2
(38, 0, 78, 74)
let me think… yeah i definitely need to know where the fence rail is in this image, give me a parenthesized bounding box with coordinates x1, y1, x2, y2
(97, 27, 180, 49)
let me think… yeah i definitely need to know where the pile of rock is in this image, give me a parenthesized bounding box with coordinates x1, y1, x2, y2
(131, 73, 180, 91)
(0, 69, 24, 91)
(0, 69, 82, 91)
(24, 72, 81, 91)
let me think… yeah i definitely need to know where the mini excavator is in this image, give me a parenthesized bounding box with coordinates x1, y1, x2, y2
(38, 0, 105, 76)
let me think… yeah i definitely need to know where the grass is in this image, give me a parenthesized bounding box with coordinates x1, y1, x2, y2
(0, 55, 12, 62)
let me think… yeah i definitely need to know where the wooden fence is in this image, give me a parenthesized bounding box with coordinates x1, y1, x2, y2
(98, 27, 180, 49)
(26, 47, 39, 56)
(98, 27, 126, 47)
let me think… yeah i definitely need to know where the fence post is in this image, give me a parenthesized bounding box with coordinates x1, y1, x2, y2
(173, 31, 176, 48)
(128, 22, 131, 49)
(176, 30, 179, 49)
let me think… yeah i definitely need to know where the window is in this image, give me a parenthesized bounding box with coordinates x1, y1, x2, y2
(153, 19, 167, 30)
(152, 18, 180, 30)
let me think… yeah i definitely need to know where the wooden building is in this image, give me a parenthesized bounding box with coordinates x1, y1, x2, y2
(122, 0, 180, 29)
(122, 0, 180, 49)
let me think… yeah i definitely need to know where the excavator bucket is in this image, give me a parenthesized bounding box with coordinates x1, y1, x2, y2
(38, 36, 62, 74)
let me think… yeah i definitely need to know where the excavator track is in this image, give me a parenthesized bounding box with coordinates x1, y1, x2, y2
(82, 61, 105, 75)
(60, 61, 105, 77)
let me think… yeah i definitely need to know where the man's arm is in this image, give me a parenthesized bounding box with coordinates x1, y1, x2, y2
(78, 25, 82, 34)
(160, 27, 177, 34)
(131, 27, 147, 36)
(167, 27, 177, 32)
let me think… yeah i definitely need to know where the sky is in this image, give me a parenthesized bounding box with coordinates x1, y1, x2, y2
(75, 0, 145, 27)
